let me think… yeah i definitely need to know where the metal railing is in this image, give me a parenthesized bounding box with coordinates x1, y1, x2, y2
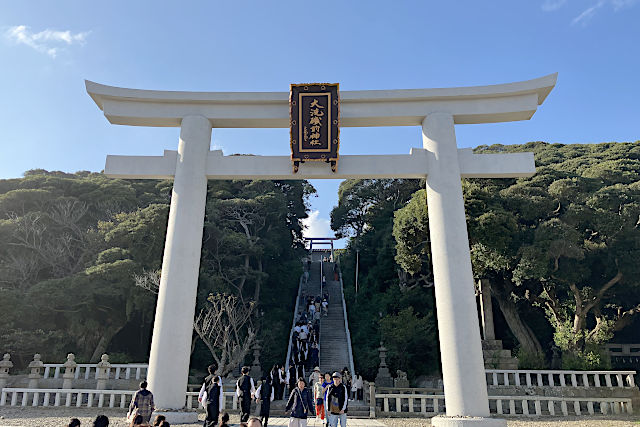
(285, 273, 304, 372)
(337, 267, 355, 377)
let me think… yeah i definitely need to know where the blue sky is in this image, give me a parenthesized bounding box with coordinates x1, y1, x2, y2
(1, 1, 639, 248)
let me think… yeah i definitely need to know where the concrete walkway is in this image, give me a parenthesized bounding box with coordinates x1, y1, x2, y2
(262, 418, 387, 426)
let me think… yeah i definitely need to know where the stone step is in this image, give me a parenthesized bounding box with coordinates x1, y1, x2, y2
(483, 349, 513, 359)
(482, 339, 505, 350)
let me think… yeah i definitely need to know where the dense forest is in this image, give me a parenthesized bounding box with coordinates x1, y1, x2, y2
(1, 141, 639, 384)
(0, 170, 312, 376)
(334, 141, 640, 381)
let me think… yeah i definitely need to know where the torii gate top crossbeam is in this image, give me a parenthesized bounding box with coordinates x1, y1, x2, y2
(86, 73, 556, 128)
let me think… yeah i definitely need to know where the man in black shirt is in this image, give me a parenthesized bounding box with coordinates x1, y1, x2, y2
(236, 366, 256, 422)
(199, 364, 223, 427)
(326, 372, 348, 427)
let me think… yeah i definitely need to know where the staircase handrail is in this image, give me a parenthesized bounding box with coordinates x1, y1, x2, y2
(285, 271, 304, 372)
(320, 260, 323, 298)
(337, 265, 356, 377)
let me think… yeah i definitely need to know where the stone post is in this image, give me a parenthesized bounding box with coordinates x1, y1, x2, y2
(147, 115, 212, 424)
(422, 113, 504, 427)
(369, 382, 376, 418)
(62, 353, 77, 389)
(28, 354, 44, 389)
(96, 354, 111, 390)
(479, 279, 495, 341)
(0, 353, 13, 390)
(375, 343, 393, 387)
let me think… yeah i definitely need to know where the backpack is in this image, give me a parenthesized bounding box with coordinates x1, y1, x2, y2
(328, 385, 343, 414)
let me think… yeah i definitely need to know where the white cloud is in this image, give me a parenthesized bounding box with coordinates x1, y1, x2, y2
(611, 0, 638, 10)
(4, 25, 90, 58)
(542, 0, 637, 25)
(302, 210, 333, 239)
(542, 0, 569, 11)
(572, 1, 605, 26)
(211, 138, 225, 153)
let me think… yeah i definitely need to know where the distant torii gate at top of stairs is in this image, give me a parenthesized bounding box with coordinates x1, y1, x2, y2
(305, 237, 337, 261)
(86, 73, 557, 426)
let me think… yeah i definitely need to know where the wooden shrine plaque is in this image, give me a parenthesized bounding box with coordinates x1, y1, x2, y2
(290, 83, 340, 173)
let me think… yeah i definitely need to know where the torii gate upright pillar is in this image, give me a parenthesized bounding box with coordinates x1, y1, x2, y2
(147, 115, 211, 423)
(423, 113, 500, 426)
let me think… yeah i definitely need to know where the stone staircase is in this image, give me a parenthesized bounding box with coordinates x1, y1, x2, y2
(304, 260, 322, 300)
(319, 263, 351, 374)
(482, 339, 518, 369)
(273, 260, 365, 416)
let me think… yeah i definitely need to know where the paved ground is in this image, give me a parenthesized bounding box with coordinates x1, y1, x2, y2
(1, 407, 639, 426)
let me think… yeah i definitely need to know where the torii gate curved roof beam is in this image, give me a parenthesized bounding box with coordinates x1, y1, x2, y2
(86, 73, 557, 128)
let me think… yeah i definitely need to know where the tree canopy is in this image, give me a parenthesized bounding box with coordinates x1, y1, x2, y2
(336, 141, 640, 380)
(0, 170, 312, 373)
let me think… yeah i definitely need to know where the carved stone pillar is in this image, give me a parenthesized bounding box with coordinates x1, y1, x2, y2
(28, 354, 44, 389)
(96, 354, 111, 390)
(62, 353, 77, 389)
(0, 353, 13, 390)
(375, 342, 393, 387)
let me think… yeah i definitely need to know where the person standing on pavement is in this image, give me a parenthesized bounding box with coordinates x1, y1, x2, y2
(237, 366, 256, 423)
(321, 372, 333, 426)
(198, 364, 224, 427)
(353, 374, 363, 401)
(128, 381, 155, 424)
(313, 372, 325, 424)
(326, 372, 348, 427)
(285, 378, 314, 427)
(255, 375, 274, 427)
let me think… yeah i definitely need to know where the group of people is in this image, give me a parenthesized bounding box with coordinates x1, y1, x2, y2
(285, 370, 349, 427)
(114, 257, 363, 427)
(306, 293, 330, 318)
(198, 364, 267, 427)
(66, 398, 170, 427)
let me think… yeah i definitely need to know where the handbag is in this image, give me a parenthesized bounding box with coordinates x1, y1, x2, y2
(126, 407, 138, 423)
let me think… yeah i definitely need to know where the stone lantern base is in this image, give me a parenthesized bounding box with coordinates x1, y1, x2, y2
(151, 410, 199, 424)
(431, 416, 507, 427)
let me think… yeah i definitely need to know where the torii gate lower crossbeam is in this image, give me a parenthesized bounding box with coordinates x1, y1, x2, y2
(305, 237, 338, 261)
(87, 74, 556, 426)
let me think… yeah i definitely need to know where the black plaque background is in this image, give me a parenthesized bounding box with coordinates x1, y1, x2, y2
(290, 83, 340, 172)
(299, 93, 330, 151)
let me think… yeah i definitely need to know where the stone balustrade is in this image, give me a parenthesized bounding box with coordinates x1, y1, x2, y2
(0, 352, 148, 392)
(485, 369, 636, 388)
(374, 392, 633, 417)
(606, 344, 640, 356)
(42, 363, 148, 380)
(0, 388, 237, 411)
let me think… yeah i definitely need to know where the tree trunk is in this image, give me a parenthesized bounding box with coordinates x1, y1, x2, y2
(253, 258, 263, 302)
(89, 324, 125, 362)
(492, 280, 544, 355)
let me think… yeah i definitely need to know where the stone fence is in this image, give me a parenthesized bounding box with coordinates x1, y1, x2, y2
(0, 353, 147, 391)
(485, 369, 636, 388)
(42, 363, 148, 380)
(368, 368, 639, 418)
(0, 388, 238, 411)
(372, 391, 633, 417)
(606, 344, 640, 356)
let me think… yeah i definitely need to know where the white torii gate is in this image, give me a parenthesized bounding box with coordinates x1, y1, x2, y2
(86, 73, 556, 426)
